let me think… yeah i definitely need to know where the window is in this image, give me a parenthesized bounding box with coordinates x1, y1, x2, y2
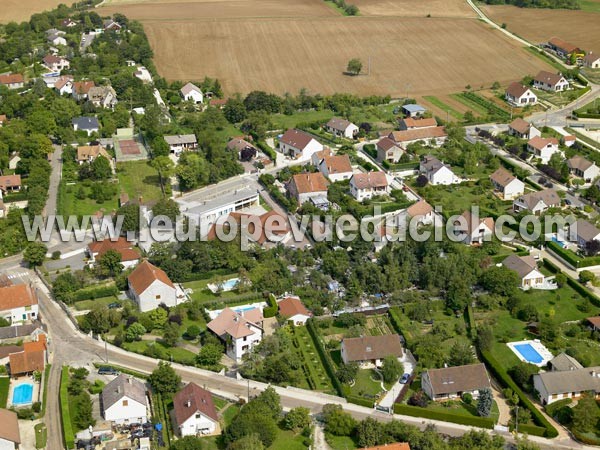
(123, 400, 128, 406)
(155, 295, 161, 300)
(196, 413, 201, 419)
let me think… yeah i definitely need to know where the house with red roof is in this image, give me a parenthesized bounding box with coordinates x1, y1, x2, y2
(0, 74, 24, 90)
(279, 129, 323, 160)
(207, 307, 263, 361)
(128, 261, 183, 312)
(87, 237, 141, 269)
(505, 82, 537, 107)
(277, 295, 311, 325)
(350, 172, 389, 201)
(527, 136, 560, 163)
(172, 382, 219, 436)
(9, 335, 47, 376)
(0, 284, 38, 324)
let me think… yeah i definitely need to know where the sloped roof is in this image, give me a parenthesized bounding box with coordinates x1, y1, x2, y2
(584, 52, 600, 64)
(528, 136, 558, 151)
(490, 167, 517, 188)
(227, 138, 256, 152)
(402, 104, 425, 113)
(351, 172, 388, 190)
(181, 82, 202, 96)
(588, 316, 600, 328)
(88, 237, 140, 262)
(280, 129, 316, 150)
(173, 382, 219, 427)
(534, 71, 567, 87)
(101, 374, 147, 410)
(9, 337, 46, 375)
(207, 307, 262, 339)
(320, 155, 352, 175)
(0, 175, 22, 190)
(77, 145, 109, 161)
(72, 116, 100, 130)
(42, 54, 66, 66)
(506, 82, 531, 99)
(573, 219, 600, 242)
(0, 409, 20, 444)
(549, 353, 583, 372)
(0, 284, 37, 311)
(424, 363, 490, 396)
(400, 117, 437, 129)
(407, 199, 433, 217)
(278, 296, 310, 318)
(459, 210, 494, 236)
(291, 172, 329, 194)
(73, 80, 95, 95)
(0, 74, 24, 85)
(502, 254, 538, 279)
(326, 117, 354, 132)
(516, 189, 560, 210)
(535, 366, 600, 395)
(567, 155, 594, 172)
(376, 137, 400, 152)
(207, 210, 290, 245)
(342, 334, 403, 362)
(164, 134, 197, 146)
(128, 260, 174, 295)
(508, 118, 531, 135)
(388, 126, 446, 143)
(548, 37, 579, 54)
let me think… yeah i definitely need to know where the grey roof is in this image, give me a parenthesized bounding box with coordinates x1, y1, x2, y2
(535, 366, 600, 395)
(567, 155, 594, 172)
(425, 363, 490, 396)
(164, 134, 197, 145)
(101, 374, 147, 410)
(0, 321, 46, 340)
(72, 116, 100, 130)
(180, 82, 202, 96)
(326, 117, 354, 132)
(515, 189, 560, 210)
(502, 254, 538, 279)
(549, 353, 583, 372)
(402, 104, 426, 113)
(572, 219, 600, 243)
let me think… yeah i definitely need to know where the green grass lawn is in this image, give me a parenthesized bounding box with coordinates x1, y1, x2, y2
(350, 369, 383, 399)
(514, 284, 599, 322)
(423, 96, 464, 120)
(73, 296, 120, 311)
(0, 377, 9, 408)
(116, 160, 163, 202)
(326, 434, 357, 450)
(269, 429, 309, 450)
(122, 340, 198, 365)
(536, 87, 590, 108)
(35, 423, 47, 449)
(579, 0, 600, 12)
(270, 110, 335, 130)
(425, 399, 500, 423)
(57, 181, 119, 217)
(450, 93, 488, 116)
(182, 276, 241, 303)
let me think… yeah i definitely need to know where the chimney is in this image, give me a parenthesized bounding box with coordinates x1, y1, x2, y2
(591, 370, 596, 377)
(127, 377, 132, 384)
(186, 400, 191, 407)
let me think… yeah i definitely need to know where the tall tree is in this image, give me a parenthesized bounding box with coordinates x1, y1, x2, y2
(148, 361, 181, 395)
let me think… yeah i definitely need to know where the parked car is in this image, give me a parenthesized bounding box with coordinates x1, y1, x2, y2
(98, 366, 119, 376)
(400, 373, 411, 384)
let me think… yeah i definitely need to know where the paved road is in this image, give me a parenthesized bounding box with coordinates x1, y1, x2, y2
(44, 146, 62, 219)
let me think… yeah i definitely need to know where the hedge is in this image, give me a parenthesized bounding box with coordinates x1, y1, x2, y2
(382, 161, 419, 171)
(388, 307, 412, 348)
(59, 367, 75, 450)
(94, 363, 148, 379)
(73, 284, 118, 301)
(3, 191, 28, 203)
(544, 398, 572, 417)
(256, 140, 277, 161)
(479, 350, 558, 437)
(263, 294, 277, 318)
(200, 292, 265, 310)
(392, 403, 495, 429)
(346, 396, 373, 408)
(511, 423, 548, 436)
(565, 276, 600, 308)
(572, 429, 600, 445)
(465, 305, 476, 339)
(547, 241, 600, 269)
(306, 318, 344, 397)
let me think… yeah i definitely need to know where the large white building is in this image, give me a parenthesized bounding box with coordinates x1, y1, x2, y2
(101, 375, 148, 425)
(172, 383, 219, 436)
(128, 261, 184, 312)
(0, 284, 38, 324)
(318, 155, 353, 182)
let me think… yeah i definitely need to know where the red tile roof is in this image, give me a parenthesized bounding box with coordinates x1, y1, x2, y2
(128, 260, 174, 295)
(0, 409, 20, 444)
(508, 118, 531, 135)
(173, 382, 219, 426)
(291, 172, 329, 194)
(505, 82, 531, 99)
(278, 296, 310, 318)
(9, 336, 46, 375)
(207, 307, 262, 339)
(0, 284, 37, 311)
(0, 74, 24, 85)
(351, 172, 388, 189)
(388, 126, 446, 143)
(320, 155, 352, 175)
(0, 175, 21, 190)
(528, 136, 558, 151)
(534, 71, 567, 87)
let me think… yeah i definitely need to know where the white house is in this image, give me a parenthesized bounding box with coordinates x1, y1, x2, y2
(134, 66, 153, 83)
(513, 189, 561, 215)
(287, 172, 329, 205)
(277, 296, 311, 325)
(567, 156, 600, 183)
(318, 154, 353, 182)
(207, 307, 263, 361)
(72, 116, 99, 136)
(453, 210, 494, 245)
(8, 155, 20, 171)
(349, 172, 389, 201)
(405, 199, 435, 226)
(0, 74, 24, 90)
(508, 118, 540, 140)
(0, 284, 38, 324)
(164, 134, 198, 155)
(490, 167, 525, 200)
(422, 364, 491, 401)
(180, 83, 204, 104)
(534, 366, 600, 405)
(0, 409, 20, 450)
(128, 260, 184, 312)
(584, 52, 600, 69)
(46, 30, 67, 46)
(502, 254, 545, 289)
(419, 156, 459, 185)
(172, 383, 219, 437)
(527, 136, 560, 163)
(505, 82, 538, 107)
(533, 71, 570, 92)
(279, 129, 323, 160)
(101, 375, 148, 425)
(325, 117, 358, 139)
(87, 237, 140, 269)
(54, 75, 74, 95)
(42, 54, 70, 72)
(340, 334, 403, 367)
(570, 219, 600, 249)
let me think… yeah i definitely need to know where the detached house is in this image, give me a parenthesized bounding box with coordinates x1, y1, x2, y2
(422, 363, 491, 401)
(0, 409, 21, 449)
(548, 37, 582, 59)
(567, 156, 600, 182)
(103, 19, 122, 32)
(87, 237, 140, 269)
(207, 210, 291, 248)
(0, 74, 24, 90)
(89, 86, 117, 109)
(72, 116, 100, 136)
(454, 210, 494, 245)
(341, 334, 403, 367)
(288, 172, 329, 205)
(278, 296, 311, 325)
(128, 260, 182, 312)
(401, 104, 426, 117)
(570, 219, 600, 249)
(419, 156, 459, 185)
(54, 75, 74, 95)
(398, 117, 437, 131)
(72, 80, 95, 101)
(508, 118, 540, 140)
(533, 71, 569, 92)
(325, 118, 358, 139)
(77, 144, 110, 164)
(101, 375, 148, 424)
(562, 135, 576, 147)
(505, 82, 537, 107)
(46, 29, 66, 46)
(207, 307, 263, 361)
(279, 129, 323, 160)
(502, 254, 545, 289)
(376, 137, 403, 163)
(584, 52, 600, 69)
(0, 175, 22, 193)
(173, 383, 219, 437)
(318, 155, 353, 182)
(180, 83, 204, 104)
(0, 284, 38, 324)
(527, 136, 560, 163)
(9, 336, 47, 376)
(513, 189, 560, 214)
(490, 167, 525, 200)
(405, 199, 435, 226)
(42, 54, 69, 72)
(349, 172, 389, 201)
(164, 134, 198, 155)
(227, 138, 257, 160)
(388, 127, 447, 148)
(534, 366, 600, 405)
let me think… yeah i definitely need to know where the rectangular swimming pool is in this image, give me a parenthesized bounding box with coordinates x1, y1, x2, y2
(12, 383, 34, 405)
(514, 343, 543, 364)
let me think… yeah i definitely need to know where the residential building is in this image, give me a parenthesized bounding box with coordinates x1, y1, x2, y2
(172, 383, 219, 437)
(570, 219, 600, 249)
(206, 210, 291, 247)
(548, 353, 583, 372)
(349, 172, 389, 201)
(311, 148, 333, 166)
(340, 334, 403, 367)
(398, 117, 437, 131)
(7, 155, 19, 171)
(422, 363, 491, 401)
(134, 66, 152, 83)
(505, 82, 538, 107)
(513, 189, 560, 215)
(87, 237, 141, 269)
(548, 37, 582, 59)
(72, 80, 95, 100)
(534, 366, 600, 405)
(287, 172, 329, 205)
(362, 444, 410, 450)
(325, 118, 358, 139)
(9, 336, 47, 376)
(533, 71, 569, 92)
(454, 210, 494, 245)
(278, 296, 311, 325)
(401, 104, 426, 117)
(587, 316, 600, 332)
(61, 18, 78, 27)
(164, 134, 198, 155)
(0, 175, 21, 193)
(318, 154, 353, 182)
(128, 260, 182, 312)
(527, 136, 560, 163)
(567, 156, 600, 182)
(0, 74, 24, 90)
(0, 321, 47, 343)
(0, 409, 20, 449)
(77, 144, 110, 164)
(490, 167, 525, 200)
(562, 135, 576, 147)
(46, 29, 67, 46)
(584, 52, 600, 69)
(180, 83, 204, 104)
(101, 375, 148, 424)
(279, 129, 323, 160)
(72, 116, 100, 135)
(0, 284, 38, 324)
(507, 118, 540, 140)
(227, 138, 258, 160)
(54, 75, 74, 95)
(388, 127, 447, 148)
(89, 86, 117, 109)
(419, 156, 459, 185)
(103, 18, 122, 32)
(405, 199, 435, 225)
(502, 254, 545, 289)
(0, 116, 5, 128)
(207, 307, 263, 361)
(376, 137, 403, 163)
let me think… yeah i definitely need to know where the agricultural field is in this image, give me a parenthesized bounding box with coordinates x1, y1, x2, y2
(481, 4, 600, 50)
(0, 0, 64, 23)
(100, 0, 551, 97)
(350, 0, 475, 17)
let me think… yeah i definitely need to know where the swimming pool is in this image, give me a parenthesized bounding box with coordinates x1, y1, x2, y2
(12, 383, 34, 405)
(513, 343, 543, 364)
(222, 278, 239, 290)
(207, 277, 240, 293)
(551, 236, 566, 248)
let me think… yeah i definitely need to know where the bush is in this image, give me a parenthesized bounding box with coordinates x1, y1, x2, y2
(73, 284, 118, 301)
(306, 319, 343, 396)
(32, 402, 41, 413)
(462, 392, 473, 405)
(393, 403, 495, 429)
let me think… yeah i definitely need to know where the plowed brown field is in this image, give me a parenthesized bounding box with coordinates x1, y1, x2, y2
(351, 0, 475, 17)
(1, 0, 65, 23)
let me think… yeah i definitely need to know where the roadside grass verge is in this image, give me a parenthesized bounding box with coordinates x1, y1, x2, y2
(0, 377, 9, 408)
(35, 423, 47, 449)
(59, 367, 75, 450)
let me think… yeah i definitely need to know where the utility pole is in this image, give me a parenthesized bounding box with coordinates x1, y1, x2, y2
(515, 405, 519, 435)
(247, 379, 250, 401)
(105, 339, 108, 363)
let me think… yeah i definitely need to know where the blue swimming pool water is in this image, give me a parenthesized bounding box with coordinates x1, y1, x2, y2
(551, 236, 566, 248)
(12, 383, 33, 405)
(235, 306, 256, 312)
(222, 278, 239, 290)
(514, 344, 543, 364)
